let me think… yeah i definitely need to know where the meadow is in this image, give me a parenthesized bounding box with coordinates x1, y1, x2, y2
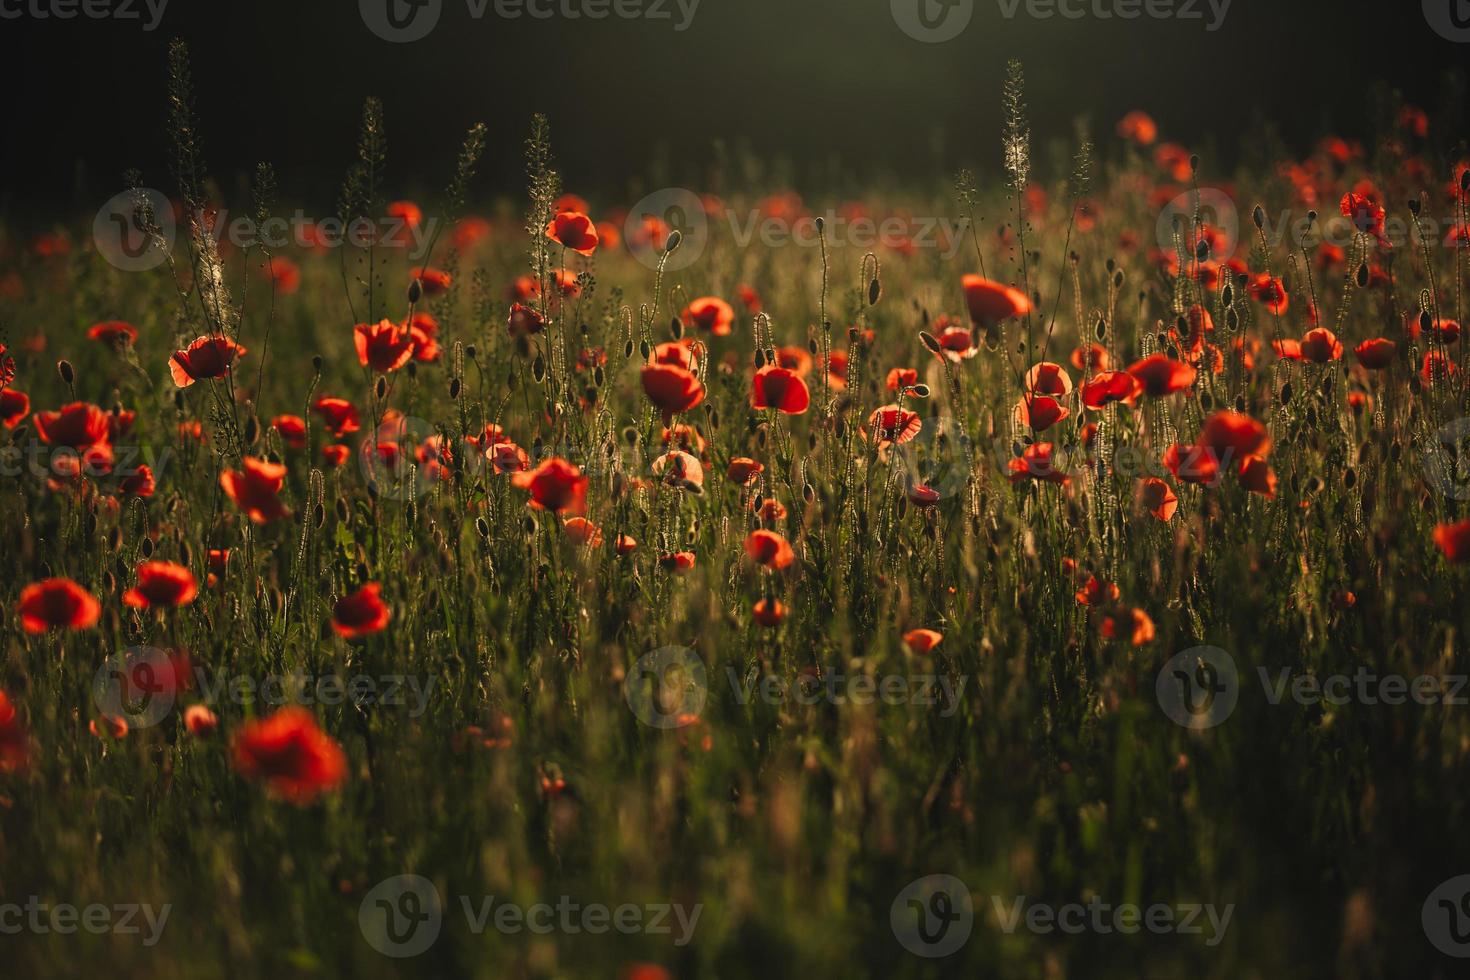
(1, 42, 1469, 979)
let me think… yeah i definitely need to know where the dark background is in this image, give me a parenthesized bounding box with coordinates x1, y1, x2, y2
(2, 0, 1466, 220)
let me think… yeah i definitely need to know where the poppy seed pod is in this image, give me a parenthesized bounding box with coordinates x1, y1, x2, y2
(664, 229, 682, 253)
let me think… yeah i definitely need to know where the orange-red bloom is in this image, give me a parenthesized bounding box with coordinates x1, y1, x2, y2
(87, 320, 137, 345)
(332, 582, 391, 637)
(727, 457, 764, 485)
(17, 577, 101, 632)
(354, 319, 415, 374)
(231, 707, 347, 804)
(867, 404, 922, 444)
(1008, 443, 1070, 485)
(512, 457, 588, 514)
(1434, 519, 1470, 563)
(170, 335, 246, 388)
(1127, 354, 1197, 397)
(683, 297, 735, 337)
(273, 414, 307, 449)
(545, 211, 600, 256)
(962, 275, 1031, 326)
(123, 561, 199, 609)
(313, 397, 361, 437)
(1300, 327, 1343, 363)
(745, 529, 795, 570)
(903, 629, 944, 655)
(1354, 337, 1397, 369)
(1139, 478, 1178, 521)
(0, 389, 28, 429)
(642, 363, 706, 424)
(753, 598, 786, 627)
(1081, 371, 1141, 409)
(751, 366, 810, 415)
(0, 690, 29, 772)
(221, 456, 290, 523)
(1199, 411, 1272, 464)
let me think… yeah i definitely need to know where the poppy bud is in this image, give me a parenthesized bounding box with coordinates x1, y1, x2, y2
(814, 215, 825, 234)
(1356, 264, 1369, 288)
(1222, 284, 1234, 306)
(376, 376, 388, 399)
(1408, 195, 1421, 216)
(314, 502, 326, 528)
(1306, 210, 1317, 224)
(664, 229, 682, 253)
(593, 365, 604, 388)
(475, 517, 489, 538)
(1094, 318, 1106, 341)
(408, 278, 423, 304)
(1344, 468, 1357, 489)
(140, 537, 154, 558)
(465, 344, 477, 359)
(1189, 154, 1199, 173)
(1421, 310, 1433, 334)
(1234, 394, 1246, 412)
(639, 340, 650, 360)
(671, 316, 683, 339)
(449, 378, 462, 400)
(532, 354, 546, 383)
(243, 415, 260, 445)
(624, 339, 635, 359)
(919, 331, 941, 354)
(1280, 383, 1293, 405)
(58, 360, 75, 385)
(1252, 205, 1264, 230)
(1195, 239, 1210, 261)
(1113, 270, 1124, 289)
(868, 278, 881, 306)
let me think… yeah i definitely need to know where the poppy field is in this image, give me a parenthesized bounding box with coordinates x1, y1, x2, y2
(3, 32, 1470, 980)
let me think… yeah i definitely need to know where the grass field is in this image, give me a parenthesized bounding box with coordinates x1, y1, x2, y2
(2, 42, 1470, 979)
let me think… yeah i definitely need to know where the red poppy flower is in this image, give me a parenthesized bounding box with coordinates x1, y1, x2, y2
(903, 629, 943, 655)
(824, 350, 850, 387)
(231, 707, 347, 804)
(512, 457, 588, 514)
(1014, 393, 1069, 432)
(1354, 337, 1397, 370)
(123, 561, 199, 609)
(614, 534, 638, 556)
(413, 267, 452, 296)
(1101, 607, 1156, 646)
(170, 335, 246, 388)
(776, 347, 814, 376)
(682, 297, 735, 337)
(17, 577, 101, 632)
(1127, 354, 1197, 397)
(642, 363, 706, 424)
(1117, 110, 1158, 146)
(266, 256, 301, 294)
(659, 551, 697, 573)
(1199, 411, 1272, 463)
(34, 401, 110, 451)
(563, 517, 604, 548)
(1247, 274, 1289, 315)
(220, 456, 290, 523)
(653, 339, 699, 372)
(1423, 351, 1458, 385)
(1139, 478, 1178, 521)
(313, 397, 361, 437)
(0, 690, 29, 773)
(653, 450, 705, 490)
(868, 404, 923, 444)
(1164, 444, 1221, 487)
(1300, 327, 1343, 363)
(332, 582, 391, 637)
(387, 199, 423, 230)
(118, 464, 155, 498)
(1024, 361, 1073, 398)
(485, 440, 531, 474)
(727, 457, 764, 485)
(87, 320, 138, 345)
(962, 275, 1031, 326)
(354, 319, 415, 374)
(1075, 576, 1121, 607)
(934, 325, 978, 362)
(1081, 371, 1141, 409)
(1425, 319, 1462, 345)
(745, 529, 795, 570)
(272, 415, 307, 449)
(886, 367, 920, 391)
(1071, 343, 1111, 372)
(1272, 338, 1302, 360)
(1236, 455, 1278, 498)
(752, 366, 810, 415)
(753, 598, 786, 627)
(1008, 443, 1071, 485)
(1340, 192, 1388, 245)
(1434, 519, 1470, 564)
(0, 388, 29, 428)
(184, 705, 219, 738)
(545, 211, 600, 256)
(322, 444, 351, 467)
